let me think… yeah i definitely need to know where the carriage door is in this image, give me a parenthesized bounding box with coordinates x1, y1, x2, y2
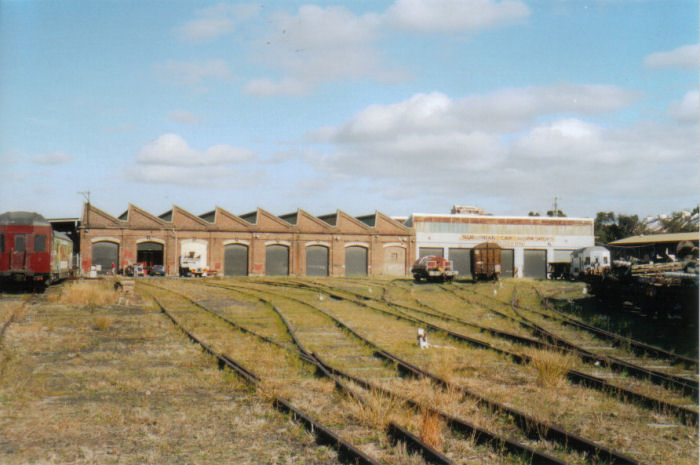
(10, 234, 26, 270)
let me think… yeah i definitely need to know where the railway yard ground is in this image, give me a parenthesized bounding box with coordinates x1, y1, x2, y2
(1, 277, 698, 465)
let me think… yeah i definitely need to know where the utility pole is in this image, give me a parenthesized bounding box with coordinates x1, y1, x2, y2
(553, 196, 559, 217)
(78, 190, 91, 228)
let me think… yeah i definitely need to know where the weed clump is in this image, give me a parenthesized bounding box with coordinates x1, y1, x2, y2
(526, 349, 576, 387)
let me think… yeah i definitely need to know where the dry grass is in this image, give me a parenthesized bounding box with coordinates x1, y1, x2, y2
(58, 279, 119, 308)
(419, 407, 444, 451)
(342, 388, 404, 430)
(93, 316, 113, 331)
(525, 348, 577, 387)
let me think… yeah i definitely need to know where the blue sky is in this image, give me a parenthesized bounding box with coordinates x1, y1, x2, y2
(1, 0, 697, 220)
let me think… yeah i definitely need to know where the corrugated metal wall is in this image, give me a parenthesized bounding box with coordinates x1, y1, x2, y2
(345, 246, 368, 276)
(449, 248, 471, 278)
(306, 245, 329, 276)
(524, 249, 547, 278)
(265, 244, 289, 276)
(224, 244, 248, 276)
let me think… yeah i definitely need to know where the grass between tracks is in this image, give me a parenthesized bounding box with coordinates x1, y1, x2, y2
(2, 277, 697, 465)
(0, 282, 339, 465)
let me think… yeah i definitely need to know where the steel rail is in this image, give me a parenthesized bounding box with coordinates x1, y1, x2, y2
(213, 282, 572, 465)
(146, 281, 454, 465)
(530, 284, 699, 368)
(147, 290, 382, 465)
(506, 287, 698, 400)
(310, 351, 569, 465)
(225, 280, 645, 465)
(276, 279, 698, 423)
(447, 284, 699, 399)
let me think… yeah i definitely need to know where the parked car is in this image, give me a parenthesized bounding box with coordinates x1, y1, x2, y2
(149, 264, 166, 276)
(124, 263, 145, 277)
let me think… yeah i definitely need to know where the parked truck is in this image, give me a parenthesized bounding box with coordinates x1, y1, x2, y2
(411, 256, 457, 282)
(179, 239, 210, 277)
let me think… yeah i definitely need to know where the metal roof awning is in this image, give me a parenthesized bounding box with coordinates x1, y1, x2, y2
(609, 232, 699, 246)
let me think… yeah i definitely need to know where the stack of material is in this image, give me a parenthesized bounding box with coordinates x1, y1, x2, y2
(631, 262, 685, 278)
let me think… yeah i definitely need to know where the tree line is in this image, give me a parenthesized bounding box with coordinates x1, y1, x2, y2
(528, 206, 698, 245)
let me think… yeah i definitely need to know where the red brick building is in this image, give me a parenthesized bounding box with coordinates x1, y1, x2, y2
(80, 203, 414, 277)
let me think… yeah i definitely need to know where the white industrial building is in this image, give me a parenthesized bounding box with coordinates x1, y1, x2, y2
(404, 206, 594, 279)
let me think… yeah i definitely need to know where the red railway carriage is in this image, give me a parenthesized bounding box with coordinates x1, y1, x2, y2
(0, 211, 72, 287)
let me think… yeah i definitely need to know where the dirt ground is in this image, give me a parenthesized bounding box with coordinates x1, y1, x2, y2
(0, 292, 339, 465)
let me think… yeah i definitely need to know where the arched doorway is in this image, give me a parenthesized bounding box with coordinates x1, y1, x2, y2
(306, 245, 329, 276)
(224, 244, 248, 276)
(266, 244, 289, 276)
(345, 246, 368, 276)
(137, 241, 164, 273)
(92, 241, 119, 275)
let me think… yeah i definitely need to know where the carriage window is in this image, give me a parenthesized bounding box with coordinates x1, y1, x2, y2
(35, 235, 47, 252)
(603, 256, 608, 264)
(0, 234, 4, 252)
(584, 257, 590, 265)
(15, 235, 25, 253)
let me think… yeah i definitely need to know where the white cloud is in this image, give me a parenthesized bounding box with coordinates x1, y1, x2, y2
(136, 133, 254, 166)
(244, 1, 532, 95)
(667, 89, 699, 122)
(314, 84, 636, 142)
(176, 3, 261, 43)
(385, 0, 530, 33)
(168, 110, 201, 125)
(302, 86, 697, 214)
(31, 151, 74, 165)
(245, 5, 387, 96)
(153, 59, 232, 86)
(644, 44, 699, 69)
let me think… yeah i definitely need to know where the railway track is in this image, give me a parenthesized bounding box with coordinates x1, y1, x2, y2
(435, 282, 699, 403)
(469, 283, 698, 398)
(156, 279, 578, 464)
(208, 279, 671, 465)
(280, 278, 698, 424)
(138, 282, 411, 465)
(529, 284, 698, 368)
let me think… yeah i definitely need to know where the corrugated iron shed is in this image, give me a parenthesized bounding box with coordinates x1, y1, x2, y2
(609, 232, 699, 245)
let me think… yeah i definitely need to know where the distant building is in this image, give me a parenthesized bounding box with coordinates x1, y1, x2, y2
(80, 203, 413, 277)
(405, 208, 594, 279)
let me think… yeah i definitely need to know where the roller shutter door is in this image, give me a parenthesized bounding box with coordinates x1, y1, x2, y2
(306, 245, 329, 276)
(383, 246, 405, 276)
(419, 247, 443, 258)
(500, 249, 514, 277)
(92, 241, 119, 275)
(449, 248, 471, 278)
(266, 245, 289, 276)
(345, 246, 368, 276)
(552, 249, 574, 263)
(224, 244, 248, 276)
(524, 249, 547, 279)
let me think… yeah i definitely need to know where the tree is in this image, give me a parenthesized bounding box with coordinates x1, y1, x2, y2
(546, 209, 566, 217)
(528, 211, 540, 217)
(660, 210, 698, 233)
(594, 212, 647, 244)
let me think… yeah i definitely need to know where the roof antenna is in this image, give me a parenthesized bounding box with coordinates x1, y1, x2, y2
(78, 190, 91, 206)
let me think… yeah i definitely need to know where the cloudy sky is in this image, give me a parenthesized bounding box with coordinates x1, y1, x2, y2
(1, 0, 697, 220)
